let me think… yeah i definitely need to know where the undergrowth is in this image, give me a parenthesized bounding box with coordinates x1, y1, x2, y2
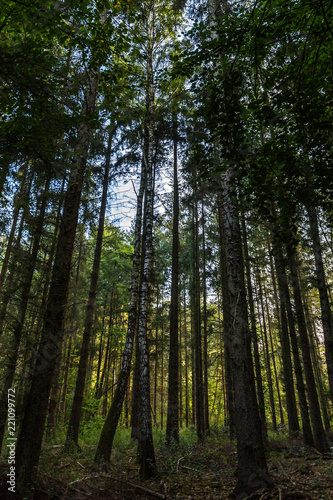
(1, 423, 333, 498)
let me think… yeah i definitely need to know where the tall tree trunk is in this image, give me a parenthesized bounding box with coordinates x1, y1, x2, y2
(94, 147, 145, 459)
(193, 197, 205, 442)
(59, 333, 73, 422)
(46, 343, 63, 438)
(137, 34, 156, 477)
(153, 304, 158, 426)
(217, 202, 235, 438)
(179, 305, 183, 429)
(220, 168, 272, 496)
(265, 245, 285, 426)
(0, 162, 28, 300)
(217, 292, 227, 427)
(16, 74, 98, 495)
(241, 218, 267, 443)
(66, 129, 114, 447)
(184, 287, 189, 428)
(272, 240, 299, 435)
(161, 320, 164, 430)
(256, 266, 279, 432)
(131, 331, 140, 439)
(285, 283, 314, 445)
(95, 300, 107, 397)
(95, 70, 155, 463)
(258, 308, 277, 431)
(166, 111, 180, 445)
(0, 174, 33, 337)
(201, 202, 210, 436)
(274, 245, 313, 445)
(289, 252, 330, 453)
(190, 295, 196, 426)
(305, 303, 331, 430)
(307, 204, 333, 404)
(0, 175, 50, 449)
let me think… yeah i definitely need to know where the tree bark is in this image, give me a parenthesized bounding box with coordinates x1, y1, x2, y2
(307, 204, 333, 404)
(289, 252, 330, 453)
(166, 111, 180, 445)
(220, 168, 272, 497)
(241, 218, 267, 443)
(218, 202, 235, 438)
(94, 155, 145, 460)
(201, 202, 210, 436)
(0, 162, 28, 300)
(66, 129, 114, 446)
(0, 175, 50, 449)
(131, 330, 141, 440)
(193, 197, 205, 442)
(266, 242, 285, 426)
(305, 303, 331, 430)
(16, 74, 98, 495)
(137, 32, 156, 477)
(272, 241, 299, 435)
(274, 245, 313, 445)
(184, 287, 189, 428)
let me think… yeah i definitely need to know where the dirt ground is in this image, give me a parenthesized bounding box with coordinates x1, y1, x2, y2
(1, 436, 332, 499)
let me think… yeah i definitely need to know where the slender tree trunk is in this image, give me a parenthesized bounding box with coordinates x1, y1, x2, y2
(125, 376, 131, 428)
(286, 289, 314, 445)
(166, 111, 180, 445)
(307, 204, 333, 404)
(95, 301, 107, 398)
(66, 130, 114, 446)
(94, 143, 146, 460)
(59, 333, 72, 422)
(241, 218, 267, 443)
(265, 248, 285, 426)
(193, 197, 205, 442)
(131, 331, 140, 440)
(272, 241, 299, 435)
(153, 309, 158, 426)
(137, 36, 156, 477)
(190, 295, 196, 426)
(0, 162, 28, 300)
(276, 242, 314, 446)
(179, 307, 183, 429)
(33, 176, 65, 344)
(161, 321, 164, 430)
(184, 287, 189, 428)
(0, 175, 50, 448)
(0, 173, 32, 337)
(201, 203, 210, 436)
(98, 296, 113, 398)
(16, 74, 98, 494)
(255, 268, 277, 432)
(306, 304, 331, 430)
(289, 252, 330, 453)
(260, 312, 277, 431)
(217, 292, 227, 427)
(46, 344, 63, 438)
(217, 203, 235, 438)
(220, 168, 272, 496)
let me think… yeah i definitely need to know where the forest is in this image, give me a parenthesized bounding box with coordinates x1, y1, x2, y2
(0, 0, 333, 498)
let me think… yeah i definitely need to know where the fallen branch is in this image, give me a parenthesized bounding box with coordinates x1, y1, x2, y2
(180, 465, 202, 474)
(69, 475, 100, 485)
(176, 456, 185, 472)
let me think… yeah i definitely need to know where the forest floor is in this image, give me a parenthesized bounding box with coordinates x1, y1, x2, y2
(1, 426, 333, 499)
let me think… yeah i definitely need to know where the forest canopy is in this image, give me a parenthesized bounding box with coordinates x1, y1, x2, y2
(0, 0, 333, 498)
